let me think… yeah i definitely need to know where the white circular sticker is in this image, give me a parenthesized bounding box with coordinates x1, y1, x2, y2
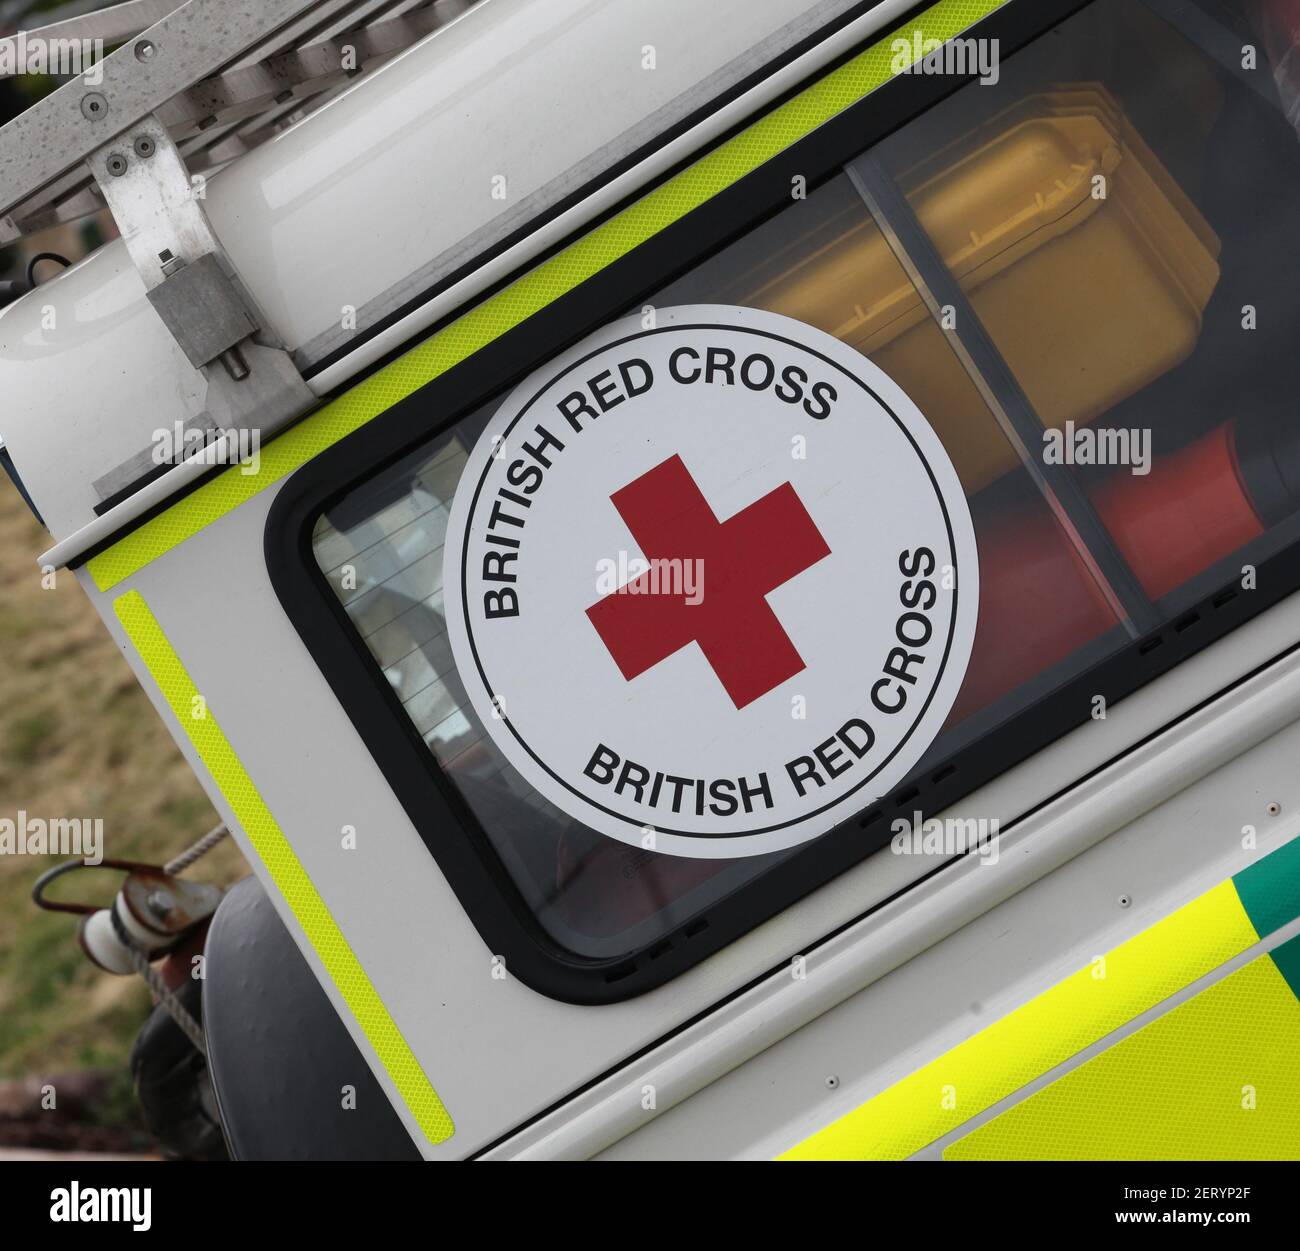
(443, 306, 979, 858)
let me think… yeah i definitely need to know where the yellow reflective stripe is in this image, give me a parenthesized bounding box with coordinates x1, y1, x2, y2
(781, 880, 1258, 1160)
(87, 0, 1009, 593)
(944, 950, 1300, 1159)
(113, 590, 454, 1146)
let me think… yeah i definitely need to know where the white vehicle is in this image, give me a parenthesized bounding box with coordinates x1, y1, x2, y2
(2, 0, 1300, 1163)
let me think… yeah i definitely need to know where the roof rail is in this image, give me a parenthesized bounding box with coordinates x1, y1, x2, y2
(0, 0, 476, 244)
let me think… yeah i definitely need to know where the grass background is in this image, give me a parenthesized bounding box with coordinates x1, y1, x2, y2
(0, 476, 247, 1088)
(0, 7, 250, 1142)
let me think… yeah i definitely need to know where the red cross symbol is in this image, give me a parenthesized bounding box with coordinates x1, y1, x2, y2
(586, 454, 831, 709)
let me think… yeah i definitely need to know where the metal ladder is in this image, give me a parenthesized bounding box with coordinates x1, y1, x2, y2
(0, 0, 477, 517)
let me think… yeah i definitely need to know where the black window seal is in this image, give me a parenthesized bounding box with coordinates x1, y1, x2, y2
(265, 0, 1299, 1004)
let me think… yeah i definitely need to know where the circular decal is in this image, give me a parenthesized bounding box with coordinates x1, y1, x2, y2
(443, 306, 979, 858)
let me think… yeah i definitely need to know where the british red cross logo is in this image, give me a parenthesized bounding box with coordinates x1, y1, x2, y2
(586, 454, 832, 709)
(446, 309, 980, 854)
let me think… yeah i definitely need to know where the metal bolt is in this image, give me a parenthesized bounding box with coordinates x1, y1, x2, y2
(80, 92, 108, 121)
(220, 345, 250, 381)
(824, 1075, 839, 1090)
(145, 890, 174, 918)
(133, 135, 156, 159)
(135, 39, 156, 62)
(105, 152, 129, 178)
(1118, 893, 1132, 908)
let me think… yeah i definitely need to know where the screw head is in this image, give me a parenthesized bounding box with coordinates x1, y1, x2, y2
(1118, 893, 1132, 908)
(133, 135, 156, 159)
(824, 1075, 840, 1090)
(145, 890, 174, 917)
(80, 92, 108, 121)
(1267, 802, 1281, 817)
(105, 152, 129, 178)
(135, 39, 156, 62)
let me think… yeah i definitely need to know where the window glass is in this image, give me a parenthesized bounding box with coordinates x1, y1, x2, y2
(868, 0, 1300, 634)
(312, 0, 1300, 962)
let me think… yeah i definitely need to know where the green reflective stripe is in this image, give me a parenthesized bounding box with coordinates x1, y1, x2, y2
(1234, 834, 1300, 942)
(1268, 932, 1300, 1003)
(113, 590, 454, 1146)
(781, 879, 1259, 1160)
(783, 837, 1300, 1160)
(86, 0, 1010, 593)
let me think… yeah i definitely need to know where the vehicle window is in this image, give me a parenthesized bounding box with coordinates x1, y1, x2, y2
(311, 0, 1300, 963)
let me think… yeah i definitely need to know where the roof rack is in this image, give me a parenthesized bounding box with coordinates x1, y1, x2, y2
(0, 0, 478, 536)
(0, 0, 477, 244)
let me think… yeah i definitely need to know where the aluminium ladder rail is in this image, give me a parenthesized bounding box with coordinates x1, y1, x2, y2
(0, 0, 478, 244)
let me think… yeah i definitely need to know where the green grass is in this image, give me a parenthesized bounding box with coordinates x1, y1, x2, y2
(5, 708, 61, 767)
(0, 478, 247, 1109)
